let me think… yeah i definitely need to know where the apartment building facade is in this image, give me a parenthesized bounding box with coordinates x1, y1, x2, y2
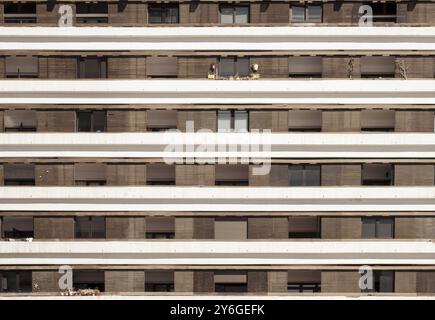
(0, 0, 435, 296)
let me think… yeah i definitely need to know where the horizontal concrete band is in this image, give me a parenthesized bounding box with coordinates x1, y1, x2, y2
(0, 27, 434, 51)
(1, 240, 435, 265)
(0, 132, 434, 159)
(1, 186, 435, 211)
(0, 80, 434, 104)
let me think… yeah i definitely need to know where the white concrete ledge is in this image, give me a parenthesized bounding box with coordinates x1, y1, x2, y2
(0, 80, 434, 105)
(0, 132, 435, 159)
(0, 27, 434, 51)
(1, 240, 435, 265)
(1, 186, 435, 212)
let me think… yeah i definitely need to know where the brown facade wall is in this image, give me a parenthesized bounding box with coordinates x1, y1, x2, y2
(395, 57, 435, 78)
(0, 56, 4, 78)
(194, 271, 214, 293)
(107, 110, 147, 132)
(106, 217, 146, 239)
(37, 111, 76, 132)
(247, 217, 288, 239)
(395, 217, 435, 239)
(395, 111, 435, 132)
(34, 217, 75, 239)
(177, 110, 217, 132)
(0, 165, 3, 186)
(32, 271, 61, 293)
(39, 57, 77, 79)
(106, 164, 147, 185)
(249, 164, 288, 186)
(176, 165, 215, 186)
(322, 111, 361, 132)
(250, 3, 289, 24)
(179, 3, 218, 24)
(0, 110, 3, 131)
(108, 3, 147, 26)
(321, 165, 361, 186)
(397, 3, 435, 25)
(394, 164, 434, 186)
(36, 3, 65, 26)
(175, 217, 214, 239)
(321, 271, 360, 293)
(321, 217, 362, 239)
(395, 271, 417, 293)
(250, 56, 288, 78)
(247, 271, 268, 293)
(417, 272, 435, 293)
(35, 164, 74, 186)
(105, 271, 145, 292)
(107, 57, 146, 79)
(174, 271, 194, 292)
(268, 271, 287, 293)
(322, 3, 360, 24)
(322, 57, 361, 78)
(178, 57, 217, 78)
(250, 111, 287, 132)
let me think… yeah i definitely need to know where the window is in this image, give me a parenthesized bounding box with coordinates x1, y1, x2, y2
(289, 57, 322, 78)
(76, 2, 108, 24)
(0, 271, 32, 293)
(290, 4, 322, 23)
(288, 110, 322, 132)
(73, 270, 105, 291)
(215, 165, 249, 186)
(146, 110, 178, 131)
(4, 3, 36, 23)
(146, 164, 175, 185)
(220, 6, 249, 24)
(4, 110, 36, 132)
(77, 111, 106, 132)
(218, 57, 250, 78)
(214, 272, 247, 292)
(214, 218, 247, 240)
(362, 164, 393, 185)
(78, 57, 107, 79)
(145, 271, 174, 292)
(288, 165, 321, 186)
(362, 217, 394, 239)
(361, 56, 395, 78)
(2, 217, 33, 239)
(148, 4, 179, 24)
(287, 271, 321, 293)
(146, 57, 178, 78)
(217, 110, 249, 132)
(75, 217, 106, 239)
(5, 56, 38, 78)
(362, 2, 397, 23)
(74, 163, 107, 186)
(146, 217, 175, 239)
(361, 110, 395, 132)
(288, 217, 320, 238)
(362, 271, 394, 293)
(3, 164, 35, 186)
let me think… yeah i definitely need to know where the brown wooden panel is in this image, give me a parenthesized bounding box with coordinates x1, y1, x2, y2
(322, 57, 361, 79)
(248, 271, 268, 293)
(268, 271, 287, 293)
(32, 271, 61, 293)
(0, 110, 3, 131)
(395, 271, 417, 293)
(321, 165, 361, 186)
(397, 3, 435, 24)
(417, 272, 435, 293)
(108, 3, 147, 26)
(323, 3, 360, 24)
(250, 56, 288, 78)
(178, 57, 216, 78)
(107, 57, 146, 79)
(107, 110, 147, 132)
(180, 3, 218, 24)
(176, 165, 215, 186)
(194, 271, 214, 293)
(35, 164, 74, 186)
(146, 57, 178, 77)
(37, 111, 76, 132)
(250, 111, 287, 132)
(0, 165, 3, 186)
(395, 217, 435, 239)
(105, 271, 145, 292)
(395, 164, 434, 186)
(395, 111, 434, 132)
(34, 217, 74, 239)
(175, 217, 194, 239)
(37, 3, 66, 26)
(248, 217, 288, 239)
(395, 57, 435, 78)
(175, 217, 214, 239)
(0, 4, 4, 24)
(321, 217, 362, 239)
(321, 271, 360, 293)
(322, 111, 361, 132)
(249, 164, 288, 186)
(39, 57, 77, 79)
(106, 217, 145, 239)
(174, 271, 194, 292)
(251, 3, 289, 24)
(177, 110, 216, 132)
(107, 164, 146, 185)
(0, 56, 4, 78)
